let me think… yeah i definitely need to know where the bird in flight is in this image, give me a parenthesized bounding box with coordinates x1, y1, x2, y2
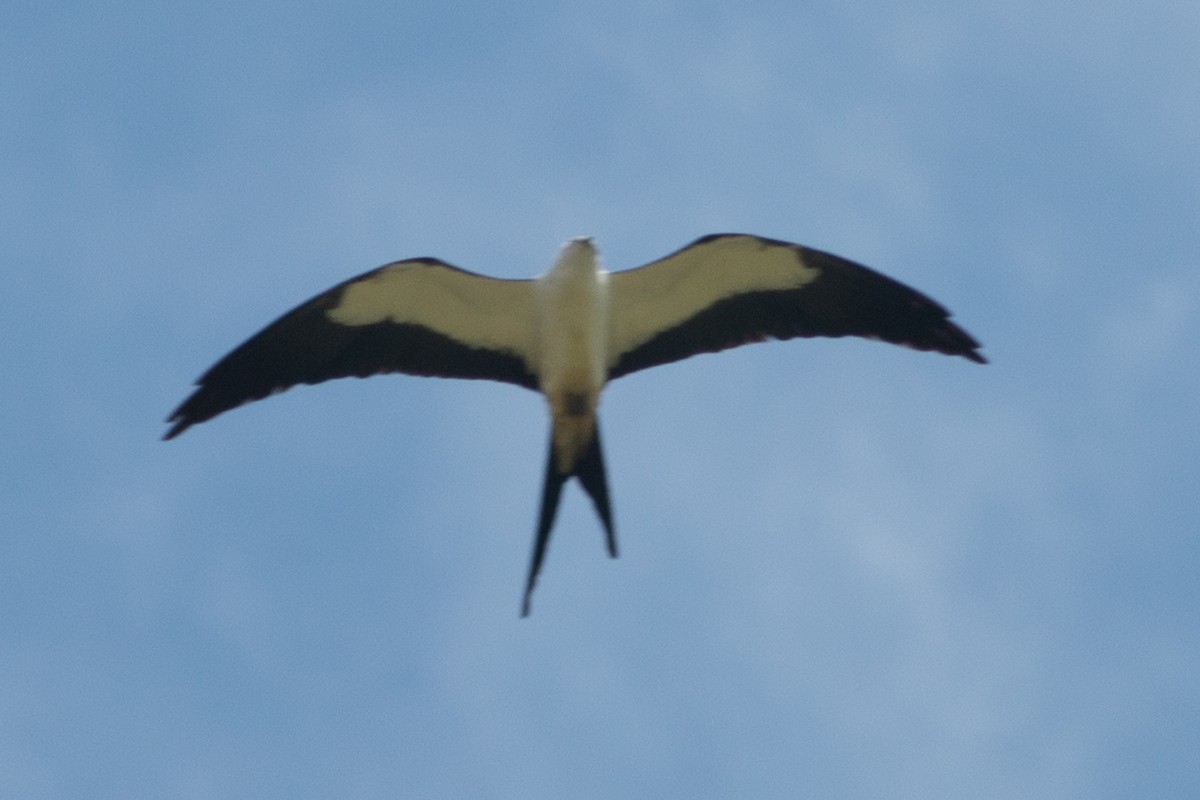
(164, 233, 985, 615)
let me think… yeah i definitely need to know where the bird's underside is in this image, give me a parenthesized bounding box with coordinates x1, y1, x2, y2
(164, 233, 986, 615)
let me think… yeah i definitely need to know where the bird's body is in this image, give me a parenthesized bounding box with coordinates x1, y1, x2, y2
(165, 233, 985, 615)
(534, 239, 609, 475)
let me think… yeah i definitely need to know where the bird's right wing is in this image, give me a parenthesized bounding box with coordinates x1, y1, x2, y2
(164, 258, 539, 439)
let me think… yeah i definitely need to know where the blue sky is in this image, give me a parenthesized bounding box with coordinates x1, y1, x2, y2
(3, 1, 1198, 797)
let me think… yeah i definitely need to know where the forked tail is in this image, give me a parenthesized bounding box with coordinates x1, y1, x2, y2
(521, 423, 616, 616)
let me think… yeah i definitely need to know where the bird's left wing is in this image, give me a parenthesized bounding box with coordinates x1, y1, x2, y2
(164, 258, 539, 439)
(607, 234, 985, 379)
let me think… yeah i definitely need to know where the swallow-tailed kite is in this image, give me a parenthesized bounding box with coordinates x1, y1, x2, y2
(165, 233, 986, 615)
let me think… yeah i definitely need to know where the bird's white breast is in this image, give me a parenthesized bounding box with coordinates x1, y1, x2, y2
(534, 239, 610, 400)
(534, 239, 610, 472)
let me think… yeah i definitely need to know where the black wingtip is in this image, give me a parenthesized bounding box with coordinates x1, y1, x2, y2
(945, 327, 987, 365)
(964, 343, 988, 365)
(160, 381, 229, 441)
(162, 415, 189, 441)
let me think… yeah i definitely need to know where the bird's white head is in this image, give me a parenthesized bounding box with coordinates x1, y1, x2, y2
(564, 236, 596, 254)
(550, 236, 600, 275)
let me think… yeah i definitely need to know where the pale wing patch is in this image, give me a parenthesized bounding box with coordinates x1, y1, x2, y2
(327, 261, 537, 360)
(607, 235, 821, 363)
